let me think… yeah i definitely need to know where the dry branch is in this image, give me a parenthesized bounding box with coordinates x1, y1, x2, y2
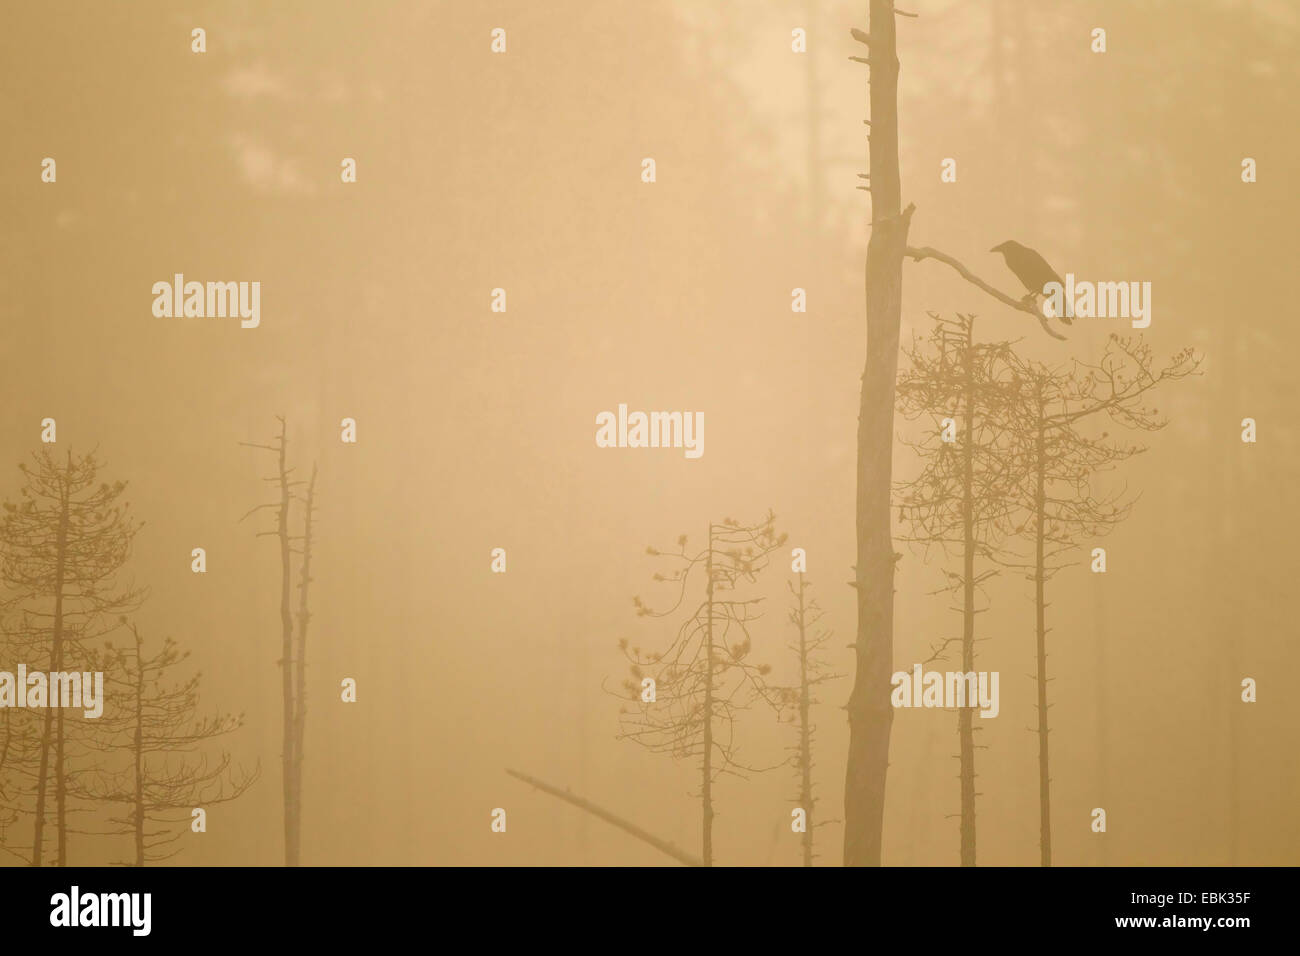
(905, 245, 1067, 341)
(506, 769, 702, 867)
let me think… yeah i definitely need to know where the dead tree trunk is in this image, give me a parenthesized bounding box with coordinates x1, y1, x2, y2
(796, 573, 814, 867)
(275, 423, 298, 867)
(845, 0, 911, 867)
(1005, 341, 1197, 866)
(958, 340, 977, 867)
(702, 523, 715, 867)
(1032, 391, 1051, 867)
(291, 463, 316, 864)
(132, 626, 147, 867)
(33, 458, 71, 866)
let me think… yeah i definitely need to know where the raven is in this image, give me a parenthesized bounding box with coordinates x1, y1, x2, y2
(990, 240, 1071, 324)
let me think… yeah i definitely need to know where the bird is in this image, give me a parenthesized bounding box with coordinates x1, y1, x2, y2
(990, 240, 1071, 324)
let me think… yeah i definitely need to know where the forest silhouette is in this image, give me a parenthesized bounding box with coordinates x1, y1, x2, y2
(0, 1, 1295, 866)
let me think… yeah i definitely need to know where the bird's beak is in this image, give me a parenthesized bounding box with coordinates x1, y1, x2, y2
(988, 245, 1000, 252)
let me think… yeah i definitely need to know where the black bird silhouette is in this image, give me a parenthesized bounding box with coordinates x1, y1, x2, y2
(990, 240, 1071, 324)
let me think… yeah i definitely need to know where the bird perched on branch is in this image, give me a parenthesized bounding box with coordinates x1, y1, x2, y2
(990, 240, 1070, 324)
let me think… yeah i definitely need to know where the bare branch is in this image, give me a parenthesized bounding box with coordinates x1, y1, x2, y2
(506, 769, 702, 866)
(905, 246, 1067, 341)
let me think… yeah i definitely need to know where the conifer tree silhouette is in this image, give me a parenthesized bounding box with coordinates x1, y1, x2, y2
(80, 622, 259, 865)
(613, 512, 787, 866)
(784, 571, 839, 866)
(0, 449, 144, 865)
(893, 315, 1022, 866)
(1001, 334, 1199, 865)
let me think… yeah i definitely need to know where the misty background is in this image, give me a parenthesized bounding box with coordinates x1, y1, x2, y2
(1, 0, 1296, 865)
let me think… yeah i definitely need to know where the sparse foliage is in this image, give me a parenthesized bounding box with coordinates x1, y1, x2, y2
(783, 572, 840, 866)
(894, 315, 1023, 866)
(613, 511, 788, 866)
(79, 623, 259, 865)
(1000, 333, 1200, 866)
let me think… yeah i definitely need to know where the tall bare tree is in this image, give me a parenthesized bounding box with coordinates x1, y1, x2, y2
(846, 1, 1067, 867)
(614, 512, 787, 866)
(845, 0, 910, 869)
(0, 449, 144, 865)
(290, 464, 317, 862)
(241, 418, 317, 866)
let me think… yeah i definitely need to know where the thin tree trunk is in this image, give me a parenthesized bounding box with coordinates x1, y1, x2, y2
(55, 704, 66, 866)
(797, 572, 813, 867)
(33, 715, 51, 864)
(33, 458, 71, 866)
(845, 0, 911, 869)
(276, 422, 298, 867)
(33, 686, 53, 864)
(702, 523, 715, 867)
(133, 626, 146, 867)
(958, 338, 977, 867)
(1034, 402, 1051, 866)
(292, 464, 316, 864)
(1092, 561, 1108, 865)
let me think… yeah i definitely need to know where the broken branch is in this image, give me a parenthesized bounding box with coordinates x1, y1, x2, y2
(506, 768, 703, 866)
